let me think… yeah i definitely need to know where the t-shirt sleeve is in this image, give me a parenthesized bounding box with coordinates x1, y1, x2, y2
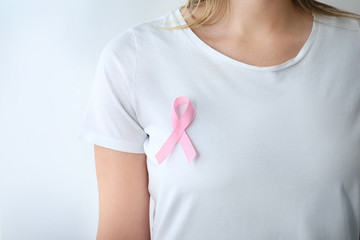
(78, 27, 148, 154)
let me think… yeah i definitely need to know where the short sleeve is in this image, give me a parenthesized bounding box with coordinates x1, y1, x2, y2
(78, 28, 148, 154)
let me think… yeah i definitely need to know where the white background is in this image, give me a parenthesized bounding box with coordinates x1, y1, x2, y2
(0, 0, 359, 239)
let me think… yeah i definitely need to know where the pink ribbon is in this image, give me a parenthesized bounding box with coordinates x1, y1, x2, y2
(155, 96, 197, 165)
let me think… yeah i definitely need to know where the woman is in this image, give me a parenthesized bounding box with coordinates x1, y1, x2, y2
(79, 0, 360, 239)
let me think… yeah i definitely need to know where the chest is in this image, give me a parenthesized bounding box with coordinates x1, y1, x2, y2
(137, 67, 360, 194)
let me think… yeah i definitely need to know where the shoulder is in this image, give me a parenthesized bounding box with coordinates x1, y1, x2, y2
(315, 13, 360, 33)
(100, 27, 136, 60)
(315, 13, 360, 54)
(132, 8, 180, 33)
(131, 8, 181, 47)
(102, 9, 178, 55)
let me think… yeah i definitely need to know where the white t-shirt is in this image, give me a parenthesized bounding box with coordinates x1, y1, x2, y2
(79, 7, 360, 240)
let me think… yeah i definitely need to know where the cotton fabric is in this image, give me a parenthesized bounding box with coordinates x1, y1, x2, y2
(78, 7, 360, 240)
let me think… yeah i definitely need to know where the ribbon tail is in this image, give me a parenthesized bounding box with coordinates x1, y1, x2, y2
(155, 127, 183, 165)
(179, 131, 197, 164)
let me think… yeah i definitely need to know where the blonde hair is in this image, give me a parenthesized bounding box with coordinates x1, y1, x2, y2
(160, 0, 360, 30)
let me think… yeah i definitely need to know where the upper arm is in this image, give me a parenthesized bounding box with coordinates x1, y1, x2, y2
(78, 27, 150, 239)
(94, 145, 150, 240)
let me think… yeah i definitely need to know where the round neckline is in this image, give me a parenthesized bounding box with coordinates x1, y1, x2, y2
(172, 7, 320, 72)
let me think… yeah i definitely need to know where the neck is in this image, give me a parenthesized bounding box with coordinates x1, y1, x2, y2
(181, 0, 313, 38)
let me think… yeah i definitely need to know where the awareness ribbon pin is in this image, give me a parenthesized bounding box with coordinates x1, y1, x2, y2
(155, 96, 197, 165)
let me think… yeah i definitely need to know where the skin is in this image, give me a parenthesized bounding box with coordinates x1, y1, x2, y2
(94, 1, 314, 239)
(180, 0, 315, 67)
(94, 145, 150, 240)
